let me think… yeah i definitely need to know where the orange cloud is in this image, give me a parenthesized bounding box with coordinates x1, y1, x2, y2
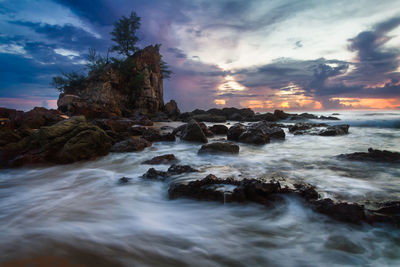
(214, 99, 226, 105)
(331, 98, 400, 109)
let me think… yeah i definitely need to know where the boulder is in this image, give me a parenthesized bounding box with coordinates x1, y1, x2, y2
(164, 100, 180, 117)
(142, 168, 169, 180)
(142, 154, 178, 165)
(192, 114, 227, 123)
(274, 110, 290, 120)
(167, 164, 198, 175)
(198, 122, 214, 137)
(1, 116, 112, 167)
(229, 113, 244, 121)
(209, 124, 228, 135)
(248, 121, 285, 139)
(19, 107, 65, 129)
(238, 128, 270, 145)
(227, 123, 246, 141)
(310, 198, 366, 224)
(337, 148, 400, 163)
(180, 120, 208, 143)
(0, 128, 21, 147)
(110, 137, 151, 152)
(142, 164, 198, 181)
(198, 142, 239, 154)
(142, 128, 175, 142)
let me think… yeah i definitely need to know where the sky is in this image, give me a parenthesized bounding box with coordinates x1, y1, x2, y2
(0, 0, 400, 111)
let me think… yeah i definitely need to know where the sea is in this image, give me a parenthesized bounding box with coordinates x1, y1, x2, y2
(0, 110, 399, 266)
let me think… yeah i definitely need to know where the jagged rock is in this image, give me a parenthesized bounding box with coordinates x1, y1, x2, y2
(209, 124, 228, 135)
(1, 116, 112, 167)
(337, 148, 400, 163)
(198, 142, 239, 154)
(110, 137, 151, 152)
(142, 154, 177, 165)
(180, 120, 208, 143)
(57, 45, 164, 118)
(227, 123, 246, 141)
(318, 124, 349, 136)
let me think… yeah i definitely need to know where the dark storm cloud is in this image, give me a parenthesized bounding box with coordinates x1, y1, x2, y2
(167, 47, 187, 59)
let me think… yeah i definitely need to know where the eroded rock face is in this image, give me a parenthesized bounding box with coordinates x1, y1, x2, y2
(57, 45, 164, 118)
(198, 142, 239, 154)
(1, 116, 112, 167)
(338, 148, 400, 163)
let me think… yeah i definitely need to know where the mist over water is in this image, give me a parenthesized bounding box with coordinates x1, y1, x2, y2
(1, 111, 400, 266)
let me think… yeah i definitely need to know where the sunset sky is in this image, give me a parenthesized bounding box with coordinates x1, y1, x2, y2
(0, 0, 400, 111)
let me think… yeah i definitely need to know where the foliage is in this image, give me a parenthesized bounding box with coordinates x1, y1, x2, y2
(51, 71, 86, 93)
(160, 58, 173, 79)
(86, 48, 109, 75)
(110, 11, 141, 57)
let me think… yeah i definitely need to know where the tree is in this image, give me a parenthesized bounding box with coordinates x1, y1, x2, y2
(51, 71, 86, 93)
(110, 11, 141, 57)
(86, 48, 109, 74)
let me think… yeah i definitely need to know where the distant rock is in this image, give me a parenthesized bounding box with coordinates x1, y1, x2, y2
(337, 148, 400, 163)
(288, 123, 349, 136)
(198, 142, 239, 154)
(164, 100, 180, 118)
(111, 137, 151, 152)
(318, 124, 349, 136)
(192, 114, 227, 123)
(142, 154, 178, 165)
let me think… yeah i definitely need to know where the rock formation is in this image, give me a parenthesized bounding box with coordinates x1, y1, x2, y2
(57, 45, 164, 118)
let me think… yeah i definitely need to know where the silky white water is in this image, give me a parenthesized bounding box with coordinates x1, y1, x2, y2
(0, 111, 399, 266)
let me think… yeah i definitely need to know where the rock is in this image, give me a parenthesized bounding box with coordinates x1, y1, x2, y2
(310, 198, 366, 224)
(142, 154, 178, 165)
(164, 100, 180, 117)
(118, 177, 132, 184)
(167, 164, 198, 175)
(192, 114, 227, 123)
(227, 123, 246, 141)
(248, 121, 285, 139)
(294, 183, 319, 200)
(253, 112, 278, 122)
(57, 45, 164, 118)
(198, 142, 239, 154)
(0, 128, 21, 147)
(180, 120, 208, 143)
(19, 107, 65, 129)
(319, 116, 340, 120)
(1, 116, 112, 167)
(337, 148, 400, 163)
(198, 122, 214, 137)
(238, 128, 270, 145)
(142, 168, 169, 180)
(209, 124, 228, 135)
(229, 113, 244, 121)
(111, 137, 151, 152)
(318, 124, 349, 136)
(142, 128, 175, 142)
(129, 125, 147, 136)
(142, 164, 198, 181)
(274, 110, 290, 120)
(130, 114, 154, 126)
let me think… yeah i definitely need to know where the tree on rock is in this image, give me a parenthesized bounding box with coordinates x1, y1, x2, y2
(110, 11, 141, 56)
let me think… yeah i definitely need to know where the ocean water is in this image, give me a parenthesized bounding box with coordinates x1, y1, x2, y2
(0, 110, 400, 266)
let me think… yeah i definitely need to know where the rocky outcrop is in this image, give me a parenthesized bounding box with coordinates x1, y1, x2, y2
(227, 121, 284, 145)
(198, 142, 239, 154)
(1, 116, 112, 167)
(289, 123, 349, 136)
(337, 148, 400, 163)
(164, 100, 180, 118)
(57, 45, 164, 118)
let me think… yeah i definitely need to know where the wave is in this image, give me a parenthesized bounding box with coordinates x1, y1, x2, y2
(333, 119, 400, 128)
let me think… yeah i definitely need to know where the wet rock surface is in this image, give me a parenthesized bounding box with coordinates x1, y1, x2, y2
(179, 120, 208, 143)
(209, 124, 228, 135)
(338, 148, 400, 163)
(198, 142, 239, 154)
(143, 164, 198, 181)
(289, 123, 349, 136)
(227, 121, 284, 145)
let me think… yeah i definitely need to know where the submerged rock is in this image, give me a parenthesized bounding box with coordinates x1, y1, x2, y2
(198, 142, 239, 154)
(167, 164, 198, 175)
(310, 198, 366, 224)
(318, 124, 349, 136)
(142, 168, 169, 180)
(142, 154, 178, 165)
(142, 164, 198, 181)
(118, 177, 132, 184)
(337, 148, 400, 163)
(111, 137, 151, 152)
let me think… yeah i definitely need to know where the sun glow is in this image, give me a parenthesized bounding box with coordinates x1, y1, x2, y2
(218, 75, 246, 91)
(214, 99, 226, 105)
(331, 97, 400, 109)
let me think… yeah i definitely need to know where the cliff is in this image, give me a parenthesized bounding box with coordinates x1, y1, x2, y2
(57, 45, 164, 118)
